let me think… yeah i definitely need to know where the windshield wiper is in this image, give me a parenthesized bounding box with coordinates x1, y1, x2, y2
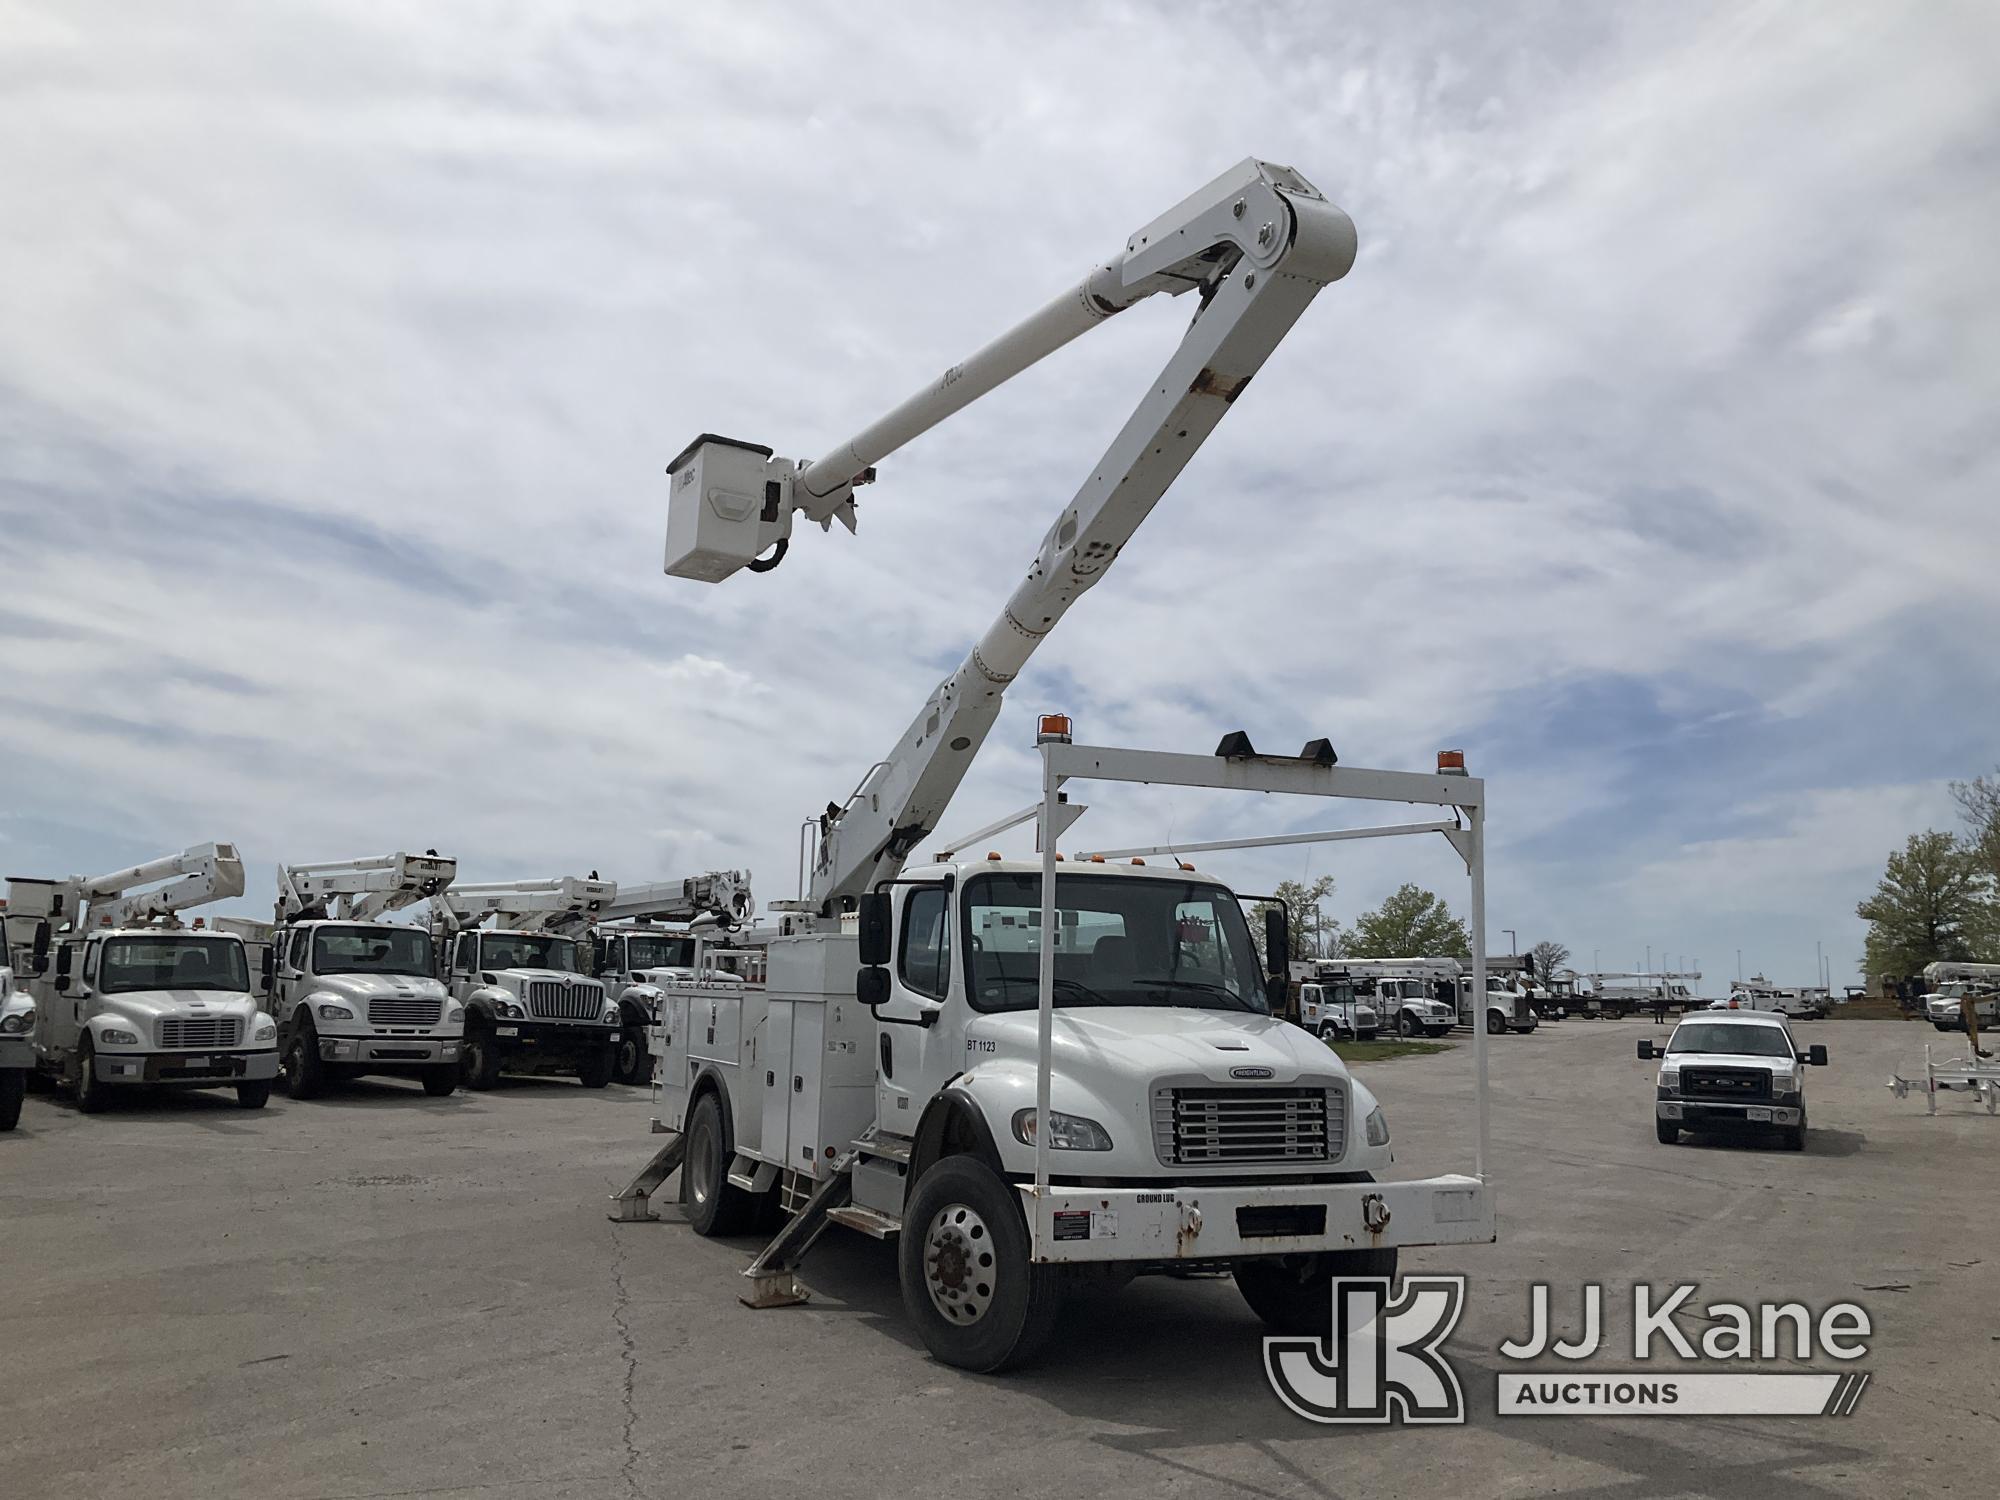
(1133, 976, 1260, 1011)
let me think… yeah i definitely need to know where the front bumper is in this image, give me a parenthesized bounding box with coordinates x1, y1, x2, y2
(1658, 1098, 1801, 1127)
(490, 1020, 617, 1059)
(1018, 1173, 1494, 1264)
(0, 1035, 32, 1070)
(93, 1049, 281, 1086)
(320, 1034, 460, 1067)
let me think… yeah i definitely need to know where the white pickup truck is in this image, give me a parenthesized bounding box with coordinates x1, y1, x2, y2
(1639, 1011, 1828, 1151)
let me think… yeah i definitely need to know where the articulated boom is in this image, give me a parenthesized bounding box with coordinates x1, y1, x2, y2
(661, 159, 1357, 916)
(431, 877, 616, 937)
(276, 851, 458, 923)
(31, 842, 249, 931)
(597, 870, 753, 929)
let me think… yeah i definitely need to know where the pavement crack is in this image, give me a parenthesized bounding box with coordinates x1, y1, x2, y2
(608, 1224, 644, 1498)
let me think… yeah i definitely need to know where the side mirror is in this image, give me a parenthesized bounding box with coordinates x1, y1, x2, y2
(1636, 1040, 1657, 1060)
(857, 891, 892, 968)
(31, 921, 51, 966)
(1807, 1044, 1829, 1067)
(856, 966, 890, 1009)
(1264, 907, 1288, 975)
(1267, 972, 1289, 1010)
(260, 948, 275, 986)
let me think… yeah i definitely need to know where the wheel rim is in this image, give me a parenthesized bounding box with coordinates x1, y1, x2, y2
(465, 1038, 485, 1078)
(286, 1037, 306, 1083)
(617, 1037, 638, 1077)
(922, 1202, 997, 1326)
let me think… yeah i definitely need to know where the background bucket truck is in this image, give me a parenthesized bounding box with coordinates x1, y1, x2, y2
(6, 843, 279, 1111)
(266, 852, 464, 1099)
(586, 871, 754, 1085)
(613, 159, 1496, 1373)
(429, 877, 621, 1089)
(0, 901, 37, 1129)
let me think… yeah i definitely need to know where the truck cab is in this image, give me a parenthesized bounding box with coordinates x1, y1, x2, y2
(1640, 1011, 1827, 1150)
(1375, 976, 1455, 1038)
(443, 928, 618, 1090)
(1296, 978, 1378, 1041)
(1926, 981, 1999, 1033)
(1456, 973, 1539, 1035)
(31, 925, 278, 1110)
(270, 920, 462, 1098)
(0, 932, 35, 1129)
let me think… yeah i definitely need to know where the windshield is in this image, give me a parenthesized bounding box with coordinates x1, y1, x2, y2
(1667, 1021, 1795, 1058)
(479, 934, 581, 973)
(99, 935, 250, 994)
(963, 873, 1266, 1014)
(312, 925, 434, 977)
(626, 935, 698, 971)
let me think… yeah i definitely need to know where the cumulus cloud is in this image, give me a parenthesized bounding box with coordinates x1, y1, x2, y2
(1, 0, 1995, 984)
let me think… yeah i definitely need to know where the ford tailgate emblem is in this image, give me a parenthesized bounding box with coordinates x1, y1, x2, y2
(1230, 1065, 1274, 1080)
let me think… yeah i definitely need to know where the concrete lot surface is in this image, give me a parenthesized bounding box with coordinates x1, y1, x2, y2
(3, 1019, 1995, 1499)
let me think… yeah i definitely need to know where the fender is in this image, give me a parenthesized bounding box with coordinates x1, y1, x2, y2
(621, 983, 666, 1024)
(463, 987, 512, 1022)
(683, 1060, 731, 1137)
(908, 1083, 1005, 1189)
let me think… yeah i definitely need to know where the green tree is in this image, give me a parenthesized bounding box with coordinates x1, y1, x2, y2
(1856, 831, 1984, 977)
(1350, 884, 1471, 959)
(1251, 875, 1340, 966)
(1529, 940, 1570, 985)
(1948, 767, 2000, 957)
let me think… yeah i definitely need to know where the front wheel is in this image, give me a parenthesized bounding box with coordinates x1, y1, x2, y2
(1318, 1020, 1341, 1043)
(1655, 1119, 1679, 1144)
(1782, 1112, 1806, 1152)
(74, 1038, 108, 1114)
(460, 1027, 502, 1091)
(236, 1078, 271, 1110)
(611, 1025, 651, 1086)
(1235, 1246, 1399, 1336)
(899, 1155, 1062, 1373)
(1486, 1011, 1505, 1035)
(1397, 1012, 1417, 1039)
(0, 1068, 24, 1130)
(420, 1067, 458, 1098)
(577, 1049, 614, 1089)
(282, 1023, 326, 1100)
(1426, 1027, 1452, 1039)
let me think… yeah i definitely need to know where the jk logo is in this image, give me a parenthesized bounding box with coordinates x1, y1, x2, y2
(1264, 1276, 1468, 1424)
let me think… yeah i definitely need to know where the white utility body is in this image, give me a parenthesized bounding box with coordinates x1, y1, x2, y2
(589, 871, 755, 1084)
(428, 877, 621, 1089)
(614, 159, 1496, 1373)
(1327, 958, 1462, 1038)
(7, 844, 279, 1112)
(267, 852, 464, 1099)
(1291, 962, 1381, 1041)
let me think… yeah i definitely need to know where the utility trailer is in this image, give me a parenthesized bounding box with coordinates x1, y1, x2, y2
(7, 845, 279, 1111)
(613, 158, 1495, 1370)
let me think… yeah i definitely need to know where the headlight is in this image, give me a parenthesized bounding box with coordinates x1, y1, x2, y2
(99, 1027, 141, 1046)
(602, 1008, 619, 1026)
(0, 1009, 32, 1033)
(253, 1022, 277, 1042)
(1011, 1108, 1113, 1151)
(1771, 1067, 1797, 1089)
(494, 1000, 521, 1020)
(317, 1004, 354, 1021)
(1364, 1105, 1390, 1148)
(446, 1005, 464, 1023)
(1658, 1067, 1680, 1091)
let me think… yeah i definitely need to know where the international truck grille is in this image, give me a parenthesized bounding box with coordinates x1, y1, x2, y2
(523, 980, 604, 1021)
(158, 1017, 242, 1050)
(367, 997, 443, 1028)
(1151, 1086, 1345, 1166)
(1682, 1067, 1771, 1101)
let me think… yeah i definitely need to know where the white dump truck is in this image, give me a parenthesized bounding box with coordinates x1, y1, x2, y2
(429, 878, 621, 1089)
(7, 844, 279, 1111)
(267, 852, 464, 1098)
(614, 159, 1496, 1373)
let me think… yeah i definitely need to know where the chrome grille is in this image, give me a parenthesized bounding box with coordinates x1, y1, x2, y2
(158, 1016, 242, 1050)
(523, 979, 604, 1021)
(1151, 1085, 1345, 1165)
(367, 996, 443, 1028)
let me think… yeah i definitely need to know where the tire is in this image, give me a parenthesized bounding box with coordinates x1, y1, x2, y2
(1235, 1245, 1399, 1337)
(1426, 1027, 1452, 1039)
(75, 1037, 108, 1114)
(611, 1022, 651, 1086)
(1318, 1021, 1340, 1043)
(1655, 1119, 1679, 1144)
(420, 1067, 458, 1098)
(1397, 1012, 1417, 1038)
(1782, 1112, 1806, 1152)
(899, 1155, 1062, 1373)
(0, 1067, 24, 1131)
(236, 1078, 271, 1110)
(1933, 1022, 1952, 1033)
(682, 1090, 751, 1236)
(577, 1048, 614, 1090)
(282, 1019, 326, 1100)
(460, 1025, 502, 1091)
(1486, 1010, 1505, 1035)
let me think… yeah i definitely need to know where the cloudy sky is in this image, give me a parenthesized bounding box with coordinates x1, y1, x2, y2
(2, 1, 1995, 988)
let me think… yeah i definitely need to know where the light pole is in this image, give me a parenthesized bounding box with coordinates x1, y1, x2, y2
(1736, 949, 1743, 982)
(1503, 928, 1517, 955)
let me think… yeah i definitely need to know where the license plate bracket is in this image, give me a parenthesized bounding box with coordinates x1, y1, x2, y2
(1746, 1106, 1772, 1122)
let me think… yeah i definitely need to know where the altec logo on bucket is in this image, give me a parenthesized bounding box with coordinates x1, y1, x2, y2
(1265, 1280, 1873, 1425)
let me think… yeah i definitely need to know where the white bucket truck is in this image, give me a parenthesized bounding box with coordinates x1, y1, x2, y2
(7, 844, 279, 1111)
(267, 852, 464, 1098)
(1291, 960, 1381, 1041)
(613, 159, 1496, 1372)
(589, 871, 754, 1085)
(0, 905, 38, 1129)
(429, 877, 621, 1089)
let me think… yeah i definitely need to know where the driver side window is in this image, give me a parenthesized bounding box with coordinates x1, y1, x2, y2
(453, 935, 475, 973)
(898, 887, 952, 1002)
